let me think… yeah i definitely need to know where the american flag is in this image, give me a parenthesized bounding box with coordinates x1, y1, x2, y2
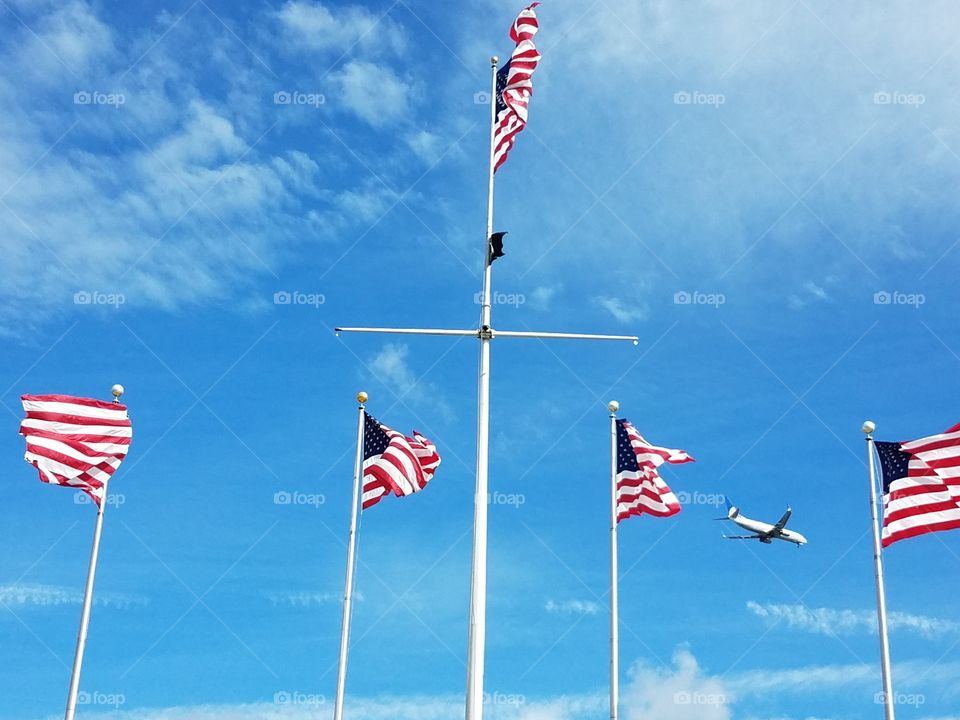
(876, 422, 960, 546)
(361, 413, 441, 510)
(20, 394, 133, 506)
(493, 3, 541, 172)
(616, 419, 693, 522)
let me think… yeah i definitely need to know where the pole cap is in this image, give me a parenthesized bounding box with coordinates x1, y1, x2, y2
(491, 55, 499, 65)
(111, 384, 125, 401)
(608, 400, 620, 413)
(357, 391, 368, 405)
(862, 420, 876, 435)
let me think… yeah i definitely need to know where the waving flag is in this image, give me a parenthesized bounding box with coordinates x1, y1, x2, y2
(361, 413, 441, 509)
(20, 394, 132, 506)
(876, 422, 960, 546)
(616, 419, 693, 521)
(493, 3, 542, 172)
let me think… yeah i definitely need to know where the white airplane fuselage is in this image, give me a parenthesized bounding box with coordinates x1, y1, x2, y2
(724, 504, 808, 546)
(731, 514, 807, 545)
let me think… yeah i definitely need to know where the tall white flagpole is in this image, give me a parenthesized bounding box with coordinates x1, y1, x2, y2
(608, 401, 621, 720)
(464, 55, 500, 720)
(335, 50, 637, 719)
(63, 383, 124, 720)
(863, 420, 896, 720)
(333, 391, 368, 720)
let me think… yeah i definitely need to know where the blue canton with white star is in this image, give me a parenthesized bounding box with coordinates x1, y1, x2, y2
(875, 441, 910, 494)
(616, 419, 639, 474)
(495, 61, 510, 116)
(363, 413, 390, 461)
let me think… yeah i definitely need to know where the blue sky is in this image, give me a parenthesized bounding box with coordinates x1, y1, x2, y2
(1, 0, 960, 718)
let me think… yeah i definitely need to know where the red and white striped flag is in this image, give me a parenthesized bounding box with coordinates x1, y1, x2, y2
(493, 3, 542, 172)
(877, 422, 960, 546)
(20, 395, 133, 506)
(361, 413, 441, 510)
(616, 419, 693, 521)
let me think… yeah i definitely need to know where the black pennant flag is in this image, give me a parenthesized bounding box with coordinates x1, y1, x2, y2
(488, 231, 507, 264)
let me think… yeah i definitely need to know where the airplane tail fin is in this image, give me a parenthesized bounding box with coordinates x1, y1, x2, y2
(714, 498, 739, 521)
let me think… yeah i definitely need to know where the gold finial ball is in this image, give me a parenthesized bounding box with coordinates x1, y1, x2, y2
(491, 55, 499, 65)
(357, 391, 368, 405)
(862, 420, 876, 435)
(608, 400, 620, 414)
(111, 384, 125, 399)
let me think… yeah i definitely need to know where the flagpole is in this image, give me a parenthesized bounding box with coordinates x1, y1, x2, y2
(333, 391, 368, 720)
(608, 401, 620, 720)
(63, 383, 124, 720)
(464, 55, 499, 720)
(863, 420, 896, 720)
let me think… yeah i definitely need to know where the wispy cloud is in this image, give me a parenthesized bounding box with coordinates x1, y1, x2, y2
(265, 590, 364, 607)
(545, 599, 601, 616)
(746, 601, 960, 639)
(25, 647, 960, 719)
(274, 1, 406, 56)
(593, 296, 647, 324)
(367, 343, 451, 420)
(787, 280, 831, 310)
(0, 583, 147, 609)
(0, 0, 422, 337)
(332, 60, 413, 128)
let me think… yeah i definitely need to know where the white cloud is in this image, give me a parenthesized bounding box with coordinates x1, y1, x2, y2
(545, 599, 601, 616)
(29, 648, 728, 720)
(593, 296, 648, 324)
(18, 0, 115, 81)
(275, 1, 406, 55)
(527, 285, 559, 311)
(333, 60, 412, 127)
(26, 646, 960, 720)
(0, 0, 417, 335)
(746, 601, 960, 639)
(406, 130, 445, 165)
(367, 343, 451, 420)
(0, 583, 147, 609)
(622, 648, 731, 720)
(369, 343, 418, 393)
(266, 590, 364, 607)
(787, 280, 831, 310)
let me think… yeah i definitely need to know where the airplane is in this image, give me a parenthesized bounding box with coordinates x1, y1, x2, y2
(718, 500, 808, 546)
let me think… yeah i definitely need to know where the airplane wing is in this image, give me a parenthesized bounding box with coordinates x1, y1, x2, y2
(723, 534, 764, 540)
(771, 507, 792, 535)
